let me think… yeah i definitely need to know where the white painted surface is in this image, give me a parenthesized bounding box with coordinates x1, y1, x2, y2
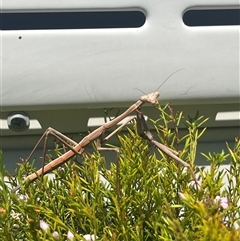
(1, 0, 239, 109)
(216, 111, 240, 121)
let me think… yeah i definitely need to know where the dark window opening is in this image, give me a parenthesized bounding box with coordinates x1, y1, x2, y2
(183, 9, 240, 26)
(0, 11, 146, 30)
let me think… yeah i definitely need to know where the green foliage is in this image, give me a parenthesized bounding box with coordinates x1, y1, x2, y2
(0, 104, 239, 240)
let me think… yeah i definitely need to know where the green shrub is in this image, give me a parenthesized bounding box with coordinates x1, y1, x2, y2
(0, 104, 239, 240)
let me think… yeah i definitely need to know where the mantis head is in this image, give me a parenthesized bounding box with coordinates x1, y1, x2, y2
(140, 92, 160, 105)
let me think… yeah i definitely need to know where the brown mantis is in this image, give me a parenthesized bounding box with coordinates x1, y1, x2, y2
(13, 90, 198, 192)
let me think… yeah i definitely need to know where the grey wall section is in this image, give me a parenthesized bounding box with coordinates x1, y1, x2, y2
(1, 104, 239, 174)
(2, 129, 237, 175)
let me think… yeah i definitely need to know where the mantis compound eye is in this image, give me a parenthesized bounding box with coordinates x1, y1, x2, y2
(7, 112, 30, 132)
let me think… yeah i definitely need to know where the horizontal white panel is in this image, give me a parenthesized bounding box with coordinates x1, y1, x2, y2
(216, 111, 240, 121)
(0, 0, 239, 110)
(1, 0, 238, 11)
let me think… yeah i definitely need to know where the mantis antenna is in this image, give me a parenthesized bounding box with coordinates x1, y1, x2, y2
(155, 68, 185, 92)
(134, 68, 185, 95)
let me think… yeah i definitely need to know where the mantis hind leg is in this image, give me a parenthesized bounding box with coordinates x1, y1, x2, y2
(26, 127, 78, 163)
(96, 140, 121, 200)
(136, 108, 199, 188)
(13, 128, 80, 192)
(95, 116, 137, 200)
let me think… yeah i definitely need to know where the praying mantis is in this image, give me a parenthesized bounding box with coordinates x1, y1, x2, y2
(13, 89, 198, 192)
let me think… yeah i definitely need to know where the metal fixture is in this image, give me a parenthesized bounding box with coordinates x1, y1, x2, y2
(7, 112, 30, 132)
